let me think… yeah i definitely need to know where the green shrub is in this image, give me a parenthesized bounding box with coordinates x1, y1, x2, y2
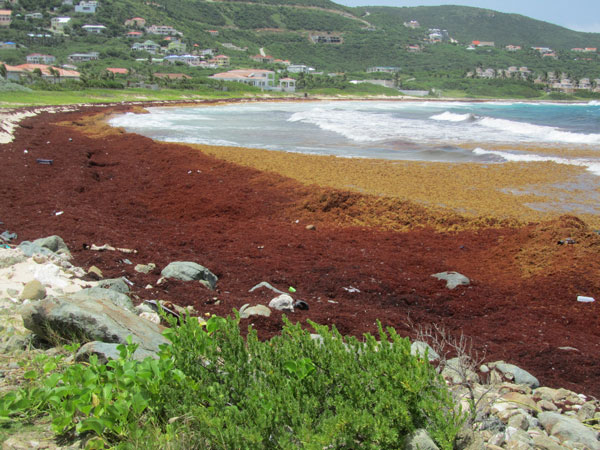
(0, 316, 464, 449)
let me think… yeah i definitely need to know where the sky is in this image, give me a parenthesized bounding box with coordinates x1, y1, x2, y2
(334, 0, 600, 33)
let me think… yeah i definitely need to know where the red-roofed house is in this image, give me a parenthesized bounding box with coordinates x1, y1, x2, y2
(106, 68, 128, 75)
(4, 63, 80, 83)
(0, 9, 11, 26)
(211, 54, 230, 66)
(127, 31, 143, 38)
(125, 17, 146, 28)
(207, 30, 218, 36)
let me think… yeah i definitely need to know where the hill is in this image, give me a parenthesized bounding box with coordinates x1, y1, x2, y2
(359, 5, 600, 50)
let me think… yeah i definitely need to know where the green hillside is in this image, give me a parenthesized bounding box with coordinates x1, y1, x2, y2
(360, 5, 600, 49)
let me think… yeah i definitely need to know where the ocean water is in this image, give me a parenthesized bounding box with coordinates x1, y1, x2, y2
(109, 100, 600, 175)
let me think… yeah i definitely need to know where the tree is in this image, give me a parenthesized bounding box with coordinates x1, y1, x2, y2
(0, 63, 6, 79)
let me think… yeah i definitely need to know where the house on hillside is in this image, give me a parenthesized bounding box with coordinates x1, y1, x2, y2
(287, 64, 309, 73)
(309, 33, 342, 44)
(26, 53, 56, 64)
(472, 40, 494, 47)
(250, 54, 274, 63)
(125, 17, 146, 28)
(68, 52, 99, 62)
(506, 45, 521, 51)
(0, 41, 16, 49)
(403, 20, 420, 29)
(367, 66, 400, 73)
(25, 13, 44, 20)
(51, 17, 71, 32)
(166, 39, 186, 54)
(75, 1, 98, 13)
(211, 54, 230, 66)
(146, 25, 180, 36)
(154, 73, 191, 81)
(106, 67, 128, 75)
(82, 24, 106, 34)
(132, 40, 160, 54)
(4, 63, 80, 83)
(207, 30, 218, 36)
(210, 69, 275, 89)
(278, 77, 296, 92)
(407, 44, 421, 53)
(0, 10, 12, 27)
(127, 31, 143, 38)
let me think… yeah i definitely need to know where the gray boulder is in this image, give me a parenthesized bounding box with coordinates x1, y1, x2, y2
(404, 429, 439, 450)
(71, 287, 134, 312)
(161, 261, 218, 289)
(21, 296, 168, 353)
(239, 304, 271, 319)
(96, 278, 130, 294)
(538, 412, 600, 449)
(75, 341, 159, 364)
(494, 362, 540, 388)
(410, 341, 440, 361)
(19, 236, 71, 259)
(431, 271, 470, 289)
(268, 294, 294, 312)
(19, 280, 46, 301)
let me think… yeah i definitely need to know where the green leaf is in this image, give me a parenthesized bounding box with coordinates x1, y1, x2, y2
(23, 370, 37, 380)
(77, 417, 106, 436)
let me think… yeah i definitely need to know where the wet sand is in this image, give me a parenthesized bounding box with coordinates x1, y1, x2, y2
(1, 102, 599, 397)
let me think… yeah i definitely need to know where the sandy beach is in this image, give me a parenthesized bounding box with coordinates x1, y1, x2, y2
(1, 100, 599, 397)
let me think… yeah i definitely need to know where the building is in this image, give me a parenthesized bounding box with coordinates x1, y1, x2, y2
(25, 13, 44, 19)
(403, 20, 420, 29)
(506, 45, 521, 51)
(106, 68, 128, 75)
(82, 24, 106, 34)
(0, 41, 16, 49)
(154, 73, 192, 80)
(367, 66, 400, 73)
(68, 52, 99, 62)
(407, 44, 421, 53)
(207, 30, 218, 36)
(131, 40, 160, 54)
(164, 54, 201, 65)
(50, 17, 71, 32)
(287, 64, 309, 74)
(126, 31, 143, 38)
(26, 53, 56, 64)
(278, 77, 296, 93)
(250, 54, 274, 63)
(0, 10, 11, 27)
(124, 17, 145, 28)
(3, 63, 80, 83)
(166, 40, 186, 54)
(211, 54, 230, 66)
(146, 25, 179, 36)
(74, 1, 97, 13)
(472, 40, 494, 47)
(309, 33, 342, 44)
(210, 69, 275, 89)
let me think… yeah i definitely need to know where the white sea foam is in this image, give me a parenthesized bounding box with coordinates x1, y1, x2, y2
(473, 148, 600, 176)
(430, 111, 476, 122)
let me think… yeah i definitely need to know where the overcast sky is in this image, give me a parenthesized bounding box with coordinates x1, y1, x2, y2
(334, 0, 600, 33)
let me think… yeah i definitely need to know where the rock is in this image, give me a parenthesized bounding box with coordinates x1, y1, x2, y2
(139, 312, 161, 324)
(538, 412, 600, 449)
(410, 341, 440, 361)
(88, 265, 103, 279)
(532, 435, 564, 450)
(96, 277, 130, 294)
(20, 235, 71, 259)
(71, 287, 134, 312)
(161, 261, 217, 289)
(19, 280, 46, 300)
(21, 296, 168, 353)
(499, 392, 539, 413)
(577, 401, 597, 421)
(248, 281, 286, 295)
(305, 224, 316, 231)
(431, 271, 470, 289)
(494, 362, 540, 388)
(442, 357, 479, 384)
(135, 263, 156, 274)
(538, 400, 559, 412)
(268, 294, 294, 312)
(508, 413, 529, 430)
(239, 304, 271, 319)
(404, 429, 439, 450)
(0, 333, 31, 353)
(75, 341, 158, 364)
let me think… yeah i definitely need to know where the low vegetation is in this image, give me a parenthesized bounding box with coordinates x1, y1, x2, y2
(0, 314, 465, 449)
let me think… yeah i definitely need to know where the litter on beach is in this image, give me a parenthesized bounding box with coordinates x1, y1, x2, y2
(577, 296, 595, 303)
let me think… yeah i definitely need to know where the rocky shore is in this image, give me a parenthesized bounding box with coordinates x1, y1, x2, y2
(0, 236, 598, 449)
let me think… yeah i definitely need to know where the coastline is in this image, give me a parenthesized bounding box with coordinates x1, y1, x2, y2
(1, 100, 600, 398)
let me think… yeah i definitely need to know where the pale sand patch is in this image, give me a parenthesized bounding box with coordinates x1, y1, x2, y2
(193, 144, 600, 228)
(0, 105, 82, 144)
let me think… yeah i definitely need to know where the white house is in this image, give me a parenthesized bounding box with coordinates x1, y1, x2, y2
(75, 1, 98, 13)
(68, 52, 99, 62)
(210, 69, 275, 89)
(287, 64, 309, 74)
(132, 40, 160, 54)
(82, 24, 106, 33)
(26, 53, 56, 64)
(50, 17, 71, 32)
